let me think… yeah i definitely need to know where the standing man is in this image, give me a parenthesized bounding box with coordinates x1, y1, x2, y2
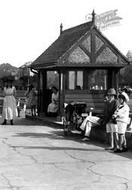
(104, 88, 118, 150)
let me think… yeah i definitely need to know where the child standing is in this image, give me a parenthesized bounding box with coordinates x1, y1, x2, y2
(112, 92, 130, 153)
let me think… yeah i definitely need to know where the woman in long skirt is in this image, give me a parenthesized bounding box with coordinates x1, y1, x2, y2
(2, 79, 17, 125)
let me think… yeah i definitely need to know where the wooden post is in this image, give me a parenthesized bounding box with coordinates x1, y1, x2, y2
(38, 70, 47, 115)
(114, 69, 119, 92)
(111, 69, 118, 90)
(37, 71, 41, 116)
(59, 70, 65, 118)
(107, 70, 112, 89)
(42, 70, 47, 114)
(38, 71, 43, 114)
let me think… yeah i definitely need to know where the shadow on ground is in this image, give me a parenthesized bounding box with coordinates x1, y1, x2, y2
(0, 118, 49, 126)
(0, 116, 129, 160)
(12, 126, 132, 160)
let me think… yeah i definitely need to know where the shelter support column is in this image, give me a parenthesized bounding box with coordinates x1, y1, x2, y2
(107, 69, 119, 91)
(37, 71, 40, 115)
(38, 70, 46, 115)
(58, 70, 65, 118)
(112, 69, 119, 91)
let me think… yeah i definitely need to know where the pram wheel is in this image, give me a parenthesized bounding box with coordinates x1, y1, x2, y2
(64, 126, 71, 136)
(64, 128, 70, 136)
(63, 122, 72, 136)
(62, 117, 70, 136)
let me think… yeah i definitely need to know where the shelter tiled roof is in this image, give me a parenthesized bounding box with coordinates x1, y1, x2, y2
(31, 21, 93, 68)
(31, 20, 129, 69)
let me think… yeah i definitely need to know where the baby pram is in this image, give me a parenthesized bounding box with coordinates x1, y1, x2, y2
(63, 102, 87, 136)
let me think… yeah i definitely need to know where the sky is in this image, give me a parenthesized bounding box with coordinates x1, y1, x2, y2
(0, 0, 132, 67)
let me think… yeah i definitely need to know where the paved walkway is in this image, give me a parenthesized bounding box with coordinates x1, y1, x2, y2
(0, 117, 132, 189)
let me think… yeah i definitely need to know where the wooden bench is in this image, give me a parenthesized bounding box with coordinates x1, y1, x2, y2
(65, 91, 105, 115)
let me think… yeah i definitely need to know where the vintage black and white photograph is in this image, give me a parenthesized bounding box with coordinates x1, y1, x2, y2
(0, 0, 132, 189)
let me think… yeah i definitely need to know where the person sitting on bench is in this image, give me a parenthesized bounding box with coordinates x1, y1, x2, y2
(47, 86, 59, 117)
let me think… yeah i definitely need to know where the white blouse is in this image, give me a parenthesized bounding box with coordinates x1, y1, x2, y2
(113, 103, 130, 124)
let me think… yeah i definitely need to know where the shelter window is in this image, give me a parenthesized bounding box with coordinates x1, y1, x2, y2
(47, 71, 59, 89)
(68, 71, 83, 90)
(88, 69, 107, 91)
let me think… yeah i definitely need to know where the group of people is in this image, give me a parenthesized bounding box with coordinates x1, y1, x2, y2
(80, 88, 130, 153)
(1, 79, 131, 153)
(1, 79, 59, 125)
(1, 78, 38, 125)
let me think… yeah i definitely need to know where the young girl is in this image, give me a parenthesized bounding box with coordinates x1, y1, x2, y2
(25, 84, 38, 116)
(112, 92, 130, 153)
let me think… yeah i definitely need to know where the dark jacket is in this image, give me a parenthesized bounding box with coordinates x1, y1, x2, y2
(103, 99, 118, 124)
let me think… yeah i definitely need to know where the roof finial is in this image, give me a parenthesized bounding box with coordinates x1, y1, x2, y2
(92, 10, 96, 25)
(60, 23, 63, 35)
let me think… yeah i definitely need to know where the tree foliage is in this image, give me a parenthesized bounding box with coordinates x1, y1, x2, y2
(0, 63, 18, 78)
(119, 65, 132, 87)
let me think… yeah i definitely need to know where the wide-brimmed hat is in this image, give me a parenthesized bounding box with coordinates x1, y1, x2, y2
(107, 88, 116, 95)
(119, 92, 129, 102)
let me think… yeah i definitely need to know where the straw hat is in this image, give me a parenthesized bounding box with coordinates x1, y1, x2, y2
(107, 88, 116, 95)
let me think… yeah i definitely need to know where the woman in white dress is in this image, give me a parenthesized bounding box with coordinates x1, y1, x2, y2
(47, 86, 59, 117)
(2, 79, 17, 125)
